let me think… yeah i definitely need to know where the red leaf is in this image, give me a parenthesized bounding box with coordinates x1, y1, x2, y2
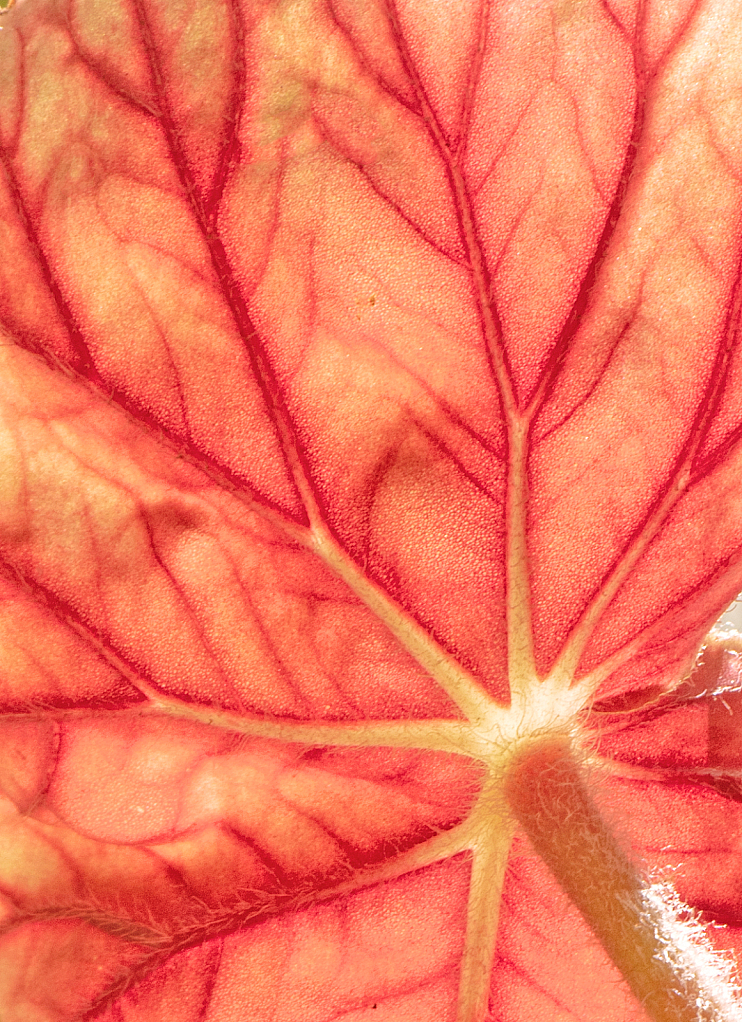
(1, 0, 742, 1019)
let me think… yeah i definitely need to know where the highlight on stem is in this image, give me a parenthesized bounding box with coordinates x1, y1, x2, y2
(504, 735, 742, 1022)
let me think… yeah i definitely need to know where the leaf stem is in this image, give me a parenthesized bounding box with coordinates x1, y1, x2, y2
(504, 736, 742, 1022)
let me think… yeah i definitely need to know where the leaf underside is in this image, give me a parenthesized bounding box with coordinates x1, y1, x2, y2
(0, 0, 742, 1020)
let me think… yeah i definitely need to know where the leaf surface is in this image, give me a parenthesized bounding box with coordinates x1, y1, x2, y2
(1, 0, 742, 1019)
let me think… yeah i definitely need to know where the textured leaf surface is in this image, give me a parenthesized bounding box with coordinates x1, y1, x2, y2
(1, 0, 742, 1019)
